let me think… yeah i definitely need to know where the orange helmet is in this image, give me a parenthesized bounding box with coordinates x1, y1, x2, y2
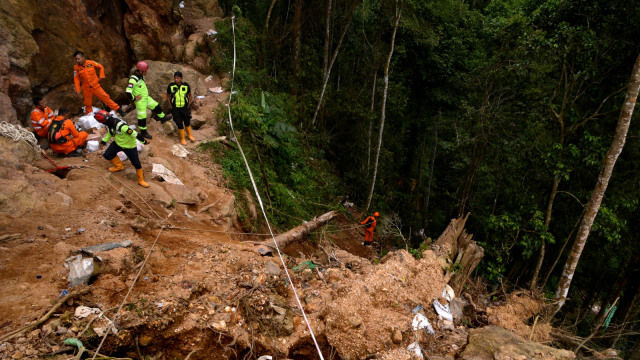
(374, 212, 379, 217)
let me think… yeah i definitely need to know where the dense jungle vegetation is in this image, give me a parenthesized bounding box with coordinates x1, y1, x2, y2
(206, 0, 640, 356)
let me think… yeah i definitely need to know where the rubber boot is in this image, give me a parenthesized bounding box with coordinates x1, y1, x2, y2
(109, 157, 124, 172)
(153, 113, 172, 123)
(136, 169, 149, 188)
(185, 126, 196, 142)
(178, 129, 187, 145)
(141, 129, 152, 140)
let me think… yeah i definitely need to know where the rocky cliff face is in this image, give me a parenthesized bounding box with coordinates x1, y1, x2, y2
(0, 0, 221, 126)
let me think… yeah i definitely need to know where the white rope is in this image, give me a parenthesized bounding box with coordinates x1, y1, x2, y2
(226, 16, 326, 360)
(0, 121, 41, 152)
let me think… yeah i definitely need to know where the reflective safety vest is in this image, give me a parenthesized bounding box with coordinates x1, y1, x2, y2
(31, 107, 54, 133)
(167, 82, 191, 108)
(102, 117, 138, 149)
(126, 72, 148, 101)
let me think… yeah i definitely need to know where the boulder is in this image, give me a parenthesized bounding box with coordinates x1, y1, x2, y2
(130, 61, 209, 103)
(190, 114, 208, 130)
(164, 184, 200, 205)
(0, 136, 36, 164)
(460, 326, 575, 360)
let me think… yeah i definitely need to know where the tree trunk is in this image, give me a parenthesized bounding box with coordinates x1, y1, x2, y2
(365, 1, 401, 212)
(531, 176, 561, 289)
(322, 0, 333, 80)
(541, 211, 583, 289)
(292, 0, 303, 77)
(431, 214, 485, 294)
(549, 52, 640, 318)
(311, 0, 360, 125)
(367, 71, 377, 175)
(264, 0, 278, 31)
(259, 210, 340, 249)
(424, 112, 439, 222)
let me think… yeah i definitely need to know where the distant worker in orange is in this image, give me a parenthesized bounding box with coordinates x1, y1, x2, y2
(30, 96, 54, 138)
(73, 51, 126, 116)
(48, 108, 88, 157)
(360, 212, 379, 246)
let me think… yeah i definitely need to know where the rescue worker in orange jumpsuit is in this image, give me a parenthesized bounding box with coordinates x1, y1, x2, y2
(30, 96, 54, 138)
(48, 108, 88, 156)
(360, 212, 379, 246)
(73, 51, 126, 116)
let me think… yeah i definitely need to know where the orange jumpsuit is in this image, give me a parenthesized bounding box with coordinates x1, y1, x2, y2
(30, 106, 54, 137)
(49, 117, 88, 155)
(360, 215, 377, 243)
(74, 60, 120, 114)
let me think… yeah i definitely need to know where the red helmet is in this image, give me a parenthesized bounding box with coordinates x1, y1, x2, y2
(374, 212, 379, 217)
(94, 110, 109, 123)
(136, 61, 148, 72)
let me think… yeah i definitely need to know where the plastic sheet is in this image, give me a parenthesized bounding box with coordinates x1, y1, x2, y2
(407, 342, 423, 359)
(86, 140, 99, 152)
(412, 313, 435, 335)
(171, 144, 190, 157)
(433, 299, 453, 322)
(152, 163, 183, 185)
(66, 255, 94, 287)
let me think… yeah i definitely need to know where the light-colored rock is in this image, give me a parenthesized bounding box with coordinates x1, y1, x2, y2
(164, 183, 200, 205)
(53, 192, 73, 207)
(392, 328, 403, 344)
(189, 114, 208, 129)
(265, 260, 281, 276)
(460, 326, 575, 360)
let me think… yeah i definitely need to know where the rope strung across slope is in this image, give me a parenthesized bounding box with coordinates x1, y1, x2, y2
(0, 121, 41, 152)
(90, 214, 172, 360)
(225, 16, 326, 360)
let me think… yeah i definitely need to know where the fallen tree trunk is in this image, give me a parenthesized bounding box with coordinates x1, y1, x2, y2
(432, 213, 485, 294)
(259, 210, 340, 249)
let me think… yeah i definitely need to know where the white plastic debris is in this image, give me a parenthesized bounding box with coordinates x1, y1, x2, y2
(209, 86, 224, 93)
(75, 306, 101, 318)
(179, 1, 184, 8)
(206, 29, 217, 36)
(196, 95, 206, 100)
(412, 313, 435, 335)
(76, 110, 104, 131)
(407, 342, 423, 359)
(184, 209, 198, 222)
(86, 140, 99, 153)
(433, 299, 453, 322)
(172, 144, 190, 157)
(257, 356, 273, 360)
(152, 163, 183, 185)
(66, 255, 94, 287)
(205, 75, 213, 82)
(442, 284, 455, 302)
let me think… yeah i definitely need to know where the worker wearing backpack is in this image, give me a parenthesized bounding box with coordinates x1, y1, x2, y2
(360, 212, 379, 246)
(48, 108, 88, 156)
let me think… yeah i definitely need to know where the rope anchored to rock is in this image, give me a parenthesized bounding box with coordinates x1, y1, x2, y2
(0, 121, 41, 152)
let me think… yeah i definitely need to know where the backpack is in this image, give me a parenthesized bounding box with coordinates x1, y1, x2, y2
(365, 217, 375, 229)
(48, 119, 68, 144)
